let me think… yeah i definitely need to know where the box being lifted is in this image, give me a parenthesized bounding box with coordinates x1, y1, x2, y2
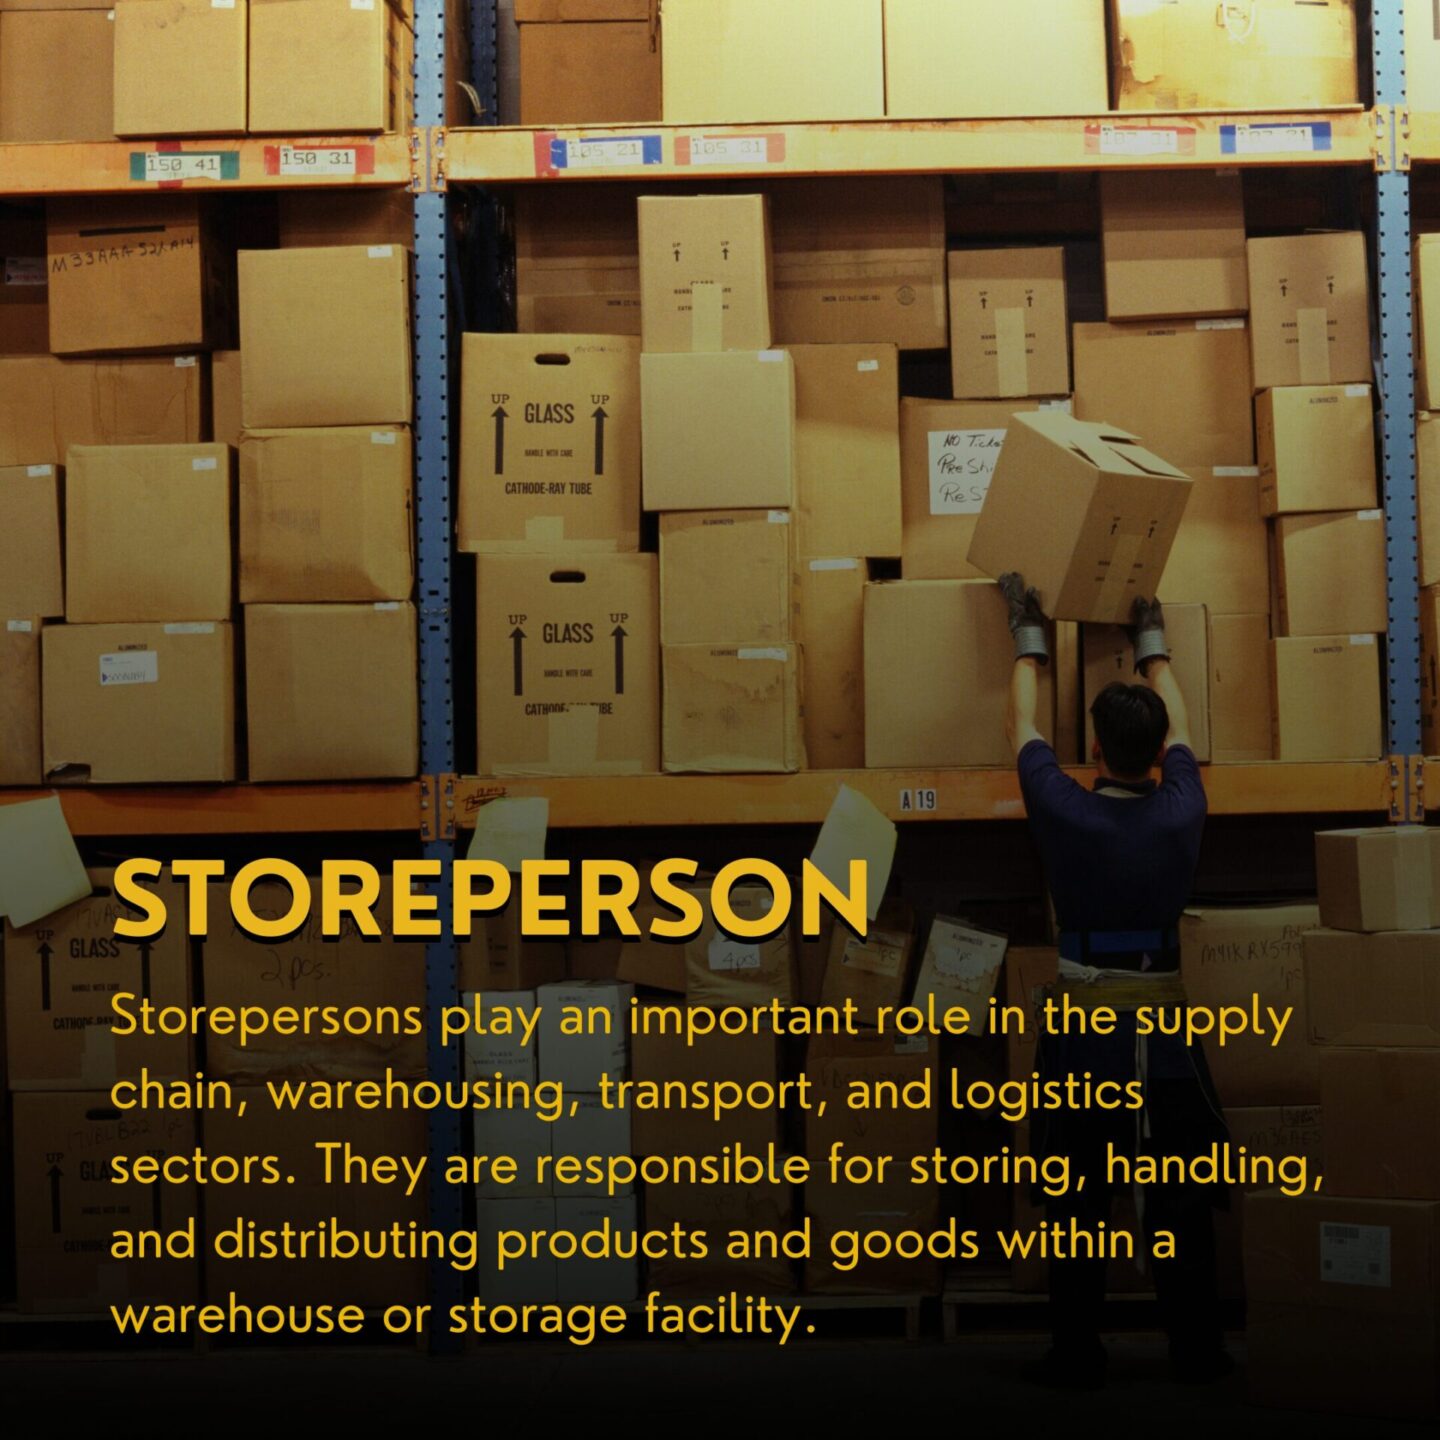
(967, 412, 1192, 625)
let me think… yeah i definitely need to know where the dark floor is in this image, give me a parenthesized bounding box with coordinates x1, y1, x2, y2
(0, 1335, 1429, 1433)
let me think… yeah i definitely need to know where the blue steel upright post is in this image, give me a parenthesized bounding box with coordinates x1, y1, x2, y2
(1373, 0, 1425, 814)
(414, 0, 461, 1350)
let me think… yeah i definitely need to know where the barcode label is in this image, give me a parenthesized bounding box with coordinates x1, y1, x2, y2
(1320, 1221, 1390, 1288)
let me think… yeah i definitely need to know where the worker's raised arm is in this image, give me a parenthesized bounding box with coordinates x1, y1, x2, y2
(999, 573, 1049, 757)
(1130, 598, 1193, 751)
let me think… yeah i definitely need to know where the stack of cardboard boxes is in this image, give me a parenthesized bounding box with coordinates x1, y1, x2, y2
(1245, 827, 1440, 1420)
(0, 0, 411, 142)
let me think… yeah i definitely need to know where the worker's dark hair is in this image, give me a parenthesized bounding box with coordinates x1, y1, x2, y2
(1090, 682, 1169, 778)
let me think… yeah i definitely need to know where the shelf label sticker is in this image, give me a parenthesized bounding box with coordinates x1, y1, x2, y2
(675, 133, 787, 167)
(899, 787, 939, 813)
(1220, 122, 1332, 156)
(263, 144, 376, 178)
(130, 149, 240, 184)
(536, 132, 664, 177)
(1084, 123, 1196, 157)
(3, 257, 45, 287)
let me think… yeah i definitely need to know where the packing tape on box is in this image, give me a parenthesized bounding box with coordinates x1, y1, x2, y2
(525, 516, 567, 544)
(1297, 307, 1332, 383)
(995, 308, 1029, 398)
(80, 1016, 117, 1088)
(690, 281, 724, 353)
(1097, 532, 1147, 618)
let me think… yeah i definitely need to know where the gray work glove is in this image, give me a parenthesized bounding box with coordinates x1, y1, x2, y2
(1129, 596, 1169, 674)
(998, 572, 1049, 664)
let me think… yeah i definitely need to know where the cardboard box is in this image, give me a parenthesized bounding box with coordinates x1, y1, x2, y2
(458, 333, 640, 554)
(47, 196, 228, 355)
(0, 620, 42, 784)
(4, 868, 189, 1089)
(0, 463, 63, 621)
(238, 427, 413, 603)
(56, 355, 205, 454)
(1409, 0, 1440, 113)
(210, 350, 242, 447)
(1314, 827, 1440, 933)
(631, 1012, 780, 1153)
(790, 343, 901, 560)
(518, 2, 660, 125)
(805, 1032, 937, 1159)
(910, 919, 1007, 1031)
(551, 1093, 634, 1197)
(1179, 904, 1322, 1107)
(1100, 171, 1248, 322)
(1419, 417, 1440, 594)
(644, 1177, 794, 1294)
(475, 554, 659, 777)
(1054, 619, 1083, 762)
(0, 9, 115, 143)
(967, 411, 1192, 624)
(1425, 584, 1440, 754)
(205, 1103, 425, 1307)
(276, 191, 416, 251)
(637, 194, 772, 354)
(1417, 237, 1440, 411)
(1272, 635, 1382, 762)
(1245, 1191, 1440, 1420)
(475, 1197, 559, 1303)
(1209, 613, 1273, 762)
(1072, 320, 1254, 468)
(1322, 1049, 1440, 1200)
(65, 444, 231, 624)
(818, 900, 915, 1025)
(536, 980, 632, 1091)
(1257, 386, 1377, 515)
(884, 0, 1108, 119)
(614, 898, 688, 992)
(0, 356, 56, 466)
(460, 911, 566, 993)
(462, 989, 540, 1084)
(245, 602, 418, 780)
(900, 398, 1053, 581)
(684, 885, 796, 1006)
(1084, 602, 1212, 762)
(1273, 510, 1387, 637)
(805, 1175, 943, 1295)
(43, 621, 236, 783)
(113, 0, 246, 137)
(1248, 232, 1371, 391)
(1306, 929, 1440, 1049)
(661, 0, 884, 124)
(1214, 1105, 1323, 1300)
(798, 558, 865, 770)
(238, 245, 411, 428)
(864, 579, 1054, 767)
(1159, 467, 1270, 615)
(948, 249, 1069, 401)
(768, 177, 947, 349)
(660, 511, 794, 646)
(249, 0, 410, 133)
(1005, 946, 1059, 1079)
(1111, 0, 1360, 111)
(0, 211, 48, 353)
(641, 350, 794, 510)
(202, 879, 425, 1079)
(14, 1093, 198, 1313)
(554, 1195, 639, 1302)
(475, 1100, 550, 1199)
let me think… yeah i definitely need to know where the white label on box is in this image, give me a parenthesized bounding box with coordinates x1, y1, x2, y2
(810, 558, 860, 572)
(857, 360, 880, 373)
(7, 620, 33, 633)
(1358, 509, 1383, 521)
(368, 245, 393, 259)
(3, 257, 45, 287)
(929, 428, 1005, 516)
(767, 511, 790, 524)
(737, 647, 786, 661)
(100, 652, 157, 686)
(1229, 123, 1320, 155)
(931, 923, 1008, 982)
(375, 601, 402, 611)
(757, 351, 784, 363)
(279, 146, 359, 177)
(25, 465, 51, 477)
(211, 0, 235, 8)
(140, 152, 229, 182)
(839, 931, 905, 978)
(192, 457, 218, 471)
(173, 355, 198, 367)
(1351, 635, 1377, 646)
(1213, 466, 1259, 478)
(707, 936, 761, 973)
(1345, 384, 1370, 398)
(1320, 1222, 1391, 1288)
(1039, 398, 1073, 412)
(164, 623, 214, 635)
(1095, 124, 1184, 156)
(351, 0, 375, 8)
(371, 431, 398, 445)
(1196, 318, 1245, 331)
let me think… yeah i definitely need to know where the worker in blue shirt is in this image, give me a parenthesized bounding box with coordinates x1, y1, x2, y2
(999, 574, 1231, 1391)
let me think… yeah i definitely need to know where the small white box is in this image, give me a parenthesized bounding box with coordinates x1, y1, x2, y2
(537, 981, 634, 1092)
(462, 989, 539, 1084)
